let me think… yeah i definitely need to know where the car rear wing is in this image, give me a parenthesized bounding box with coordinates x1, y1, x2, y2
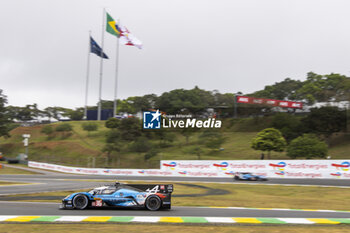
(126, 184, 173, 194)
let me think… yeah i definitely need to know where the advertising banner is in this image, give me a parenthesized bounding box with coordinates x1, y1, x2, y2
(236, 96, 303, 109)
(29, 160, 350, 179)
(161, 160, 350, 179)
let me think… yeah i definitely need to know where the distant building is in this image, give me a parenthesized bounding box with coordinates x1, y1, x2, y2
(87, 109, 114, 120)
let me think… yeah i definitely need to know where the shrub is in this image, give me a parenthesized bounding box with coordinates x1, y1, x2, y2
(55, 123, 72, 132)
(82, 122, 98, 135)
(287, 134, 328, 159)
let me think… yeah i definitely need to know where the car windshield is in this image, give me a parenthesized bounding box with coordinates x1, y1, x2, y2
(88, 186, 116, 195)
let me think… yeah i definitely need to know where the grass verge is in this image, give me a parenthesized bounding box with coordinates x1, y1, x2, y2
(0, 165, 39, 175)
(0, 224, 350, 233)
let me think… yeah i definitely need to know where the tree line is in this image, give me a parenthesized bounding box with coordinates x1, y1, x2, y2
(1, 72, 349, 123)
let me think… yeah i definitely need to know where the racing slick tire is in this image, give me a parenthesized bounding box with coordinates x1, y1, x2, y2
(72, 194, 89, 210)
(145, 195, 162, 211)
(234, 176, 240, 180)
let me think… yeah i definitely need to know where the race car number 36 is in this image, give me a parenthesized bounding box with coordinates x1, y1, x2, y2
(94, 200, 102, 207)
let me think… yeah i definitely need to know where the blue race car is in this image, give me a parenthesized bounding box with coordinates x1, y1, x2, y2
(60, 182, 173, 211)
(233, 172, 268, 181)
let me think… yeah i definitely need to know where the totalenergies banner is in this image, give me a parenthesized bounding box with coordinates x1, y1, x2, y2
(29, 160, 350, 179)
(161, 160, 350, 179)
(236, 96, 303, 109)
(28, 161, 171, 177)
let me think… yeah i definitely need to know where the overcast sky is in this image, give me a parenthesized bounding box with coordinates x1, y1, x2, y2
(1, 0, 350, 109)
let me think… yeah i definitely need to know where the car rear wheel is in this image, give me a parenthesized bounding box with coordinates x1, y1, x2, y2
(145, 195, 162, 211)
(72, 194, 89, 210)
(234, 176, 240, 180)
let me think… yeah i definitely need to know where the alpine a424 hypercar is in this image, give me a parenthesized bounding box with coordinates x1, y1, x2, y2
(233, 172, 268, 181)
(60, 182, 173, 211)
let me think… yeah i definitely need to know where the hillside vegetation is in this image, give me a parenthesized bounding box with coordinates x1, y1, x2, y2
(0, 118, 349, 169)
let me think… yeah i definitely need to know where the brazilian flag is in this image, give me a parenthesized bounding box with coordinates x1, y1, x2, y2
(106, 12, 121, 38)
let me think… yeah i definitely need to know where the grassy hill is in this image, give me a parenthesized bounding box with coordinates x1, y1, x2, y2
(0, 119, 349, 169)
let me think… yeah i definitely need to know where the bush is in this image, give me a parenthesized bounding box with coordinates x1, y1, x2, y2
(55, 123, 72, 132)
(82, 122, 98, 135)
(55, 123, 73, 139)
(41, 125, 53, 135)
(287, 134, 328, 159)
(105, 118, 120, 129)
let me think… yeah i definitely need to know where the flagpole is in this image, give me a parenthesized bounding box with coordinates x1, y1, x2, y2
(113, 19, 120, 117)
(84, 31, 91, 120)
(98, 8, 106, 121)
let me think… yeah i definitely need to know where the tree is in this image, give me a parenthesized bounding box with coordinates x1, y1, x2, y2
(253, 78, 303, 101)
(271, 113, 302, 142)
(251, 128, 287, 159)
(302, 106, 347, 140)
(105, 129, 121, 143)
(296, 72, 350, 104)
(7, 104, 42, 122)
(129, 137, 152, 153)
(0, 90, 10, 138)
(82, 122, 98, 136)
(103, 142, 122, 166)
(42, 107, 70, 121)
(156, 86, 215, 114)
(103, 130, 122, 166)
(118, 118, 142, 141)
(287, 134, 328, 159)
(68, 108, 84, 121)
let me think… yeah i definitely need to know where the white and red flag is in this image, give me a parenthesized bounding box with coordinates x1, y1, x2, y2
(119, 25, 143, 49)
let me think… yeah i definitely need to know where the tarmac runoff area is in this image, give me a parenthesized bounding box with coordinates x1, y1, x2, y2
(1, 165, 350, 223)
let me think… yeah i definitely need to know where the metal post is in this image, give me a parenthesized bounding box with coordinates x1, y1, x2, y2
(84, 31, 92, 120)
(113, 19, 120, 117)
(234, 94, 238, 118)
(98, 8, 106, 121)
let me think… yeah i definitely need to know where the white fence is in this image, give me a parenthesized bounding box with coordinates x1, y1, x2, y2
(28, 159, 350, 179)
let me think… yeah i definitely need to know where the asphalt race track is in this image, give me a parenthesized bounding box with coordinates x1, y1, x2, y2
(1, 202, 350, 218)
(1, 165, 350, 218)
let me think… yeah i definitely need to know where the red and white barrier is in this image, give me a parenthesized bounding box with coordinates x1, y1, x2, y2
(28, 159, 350, 179)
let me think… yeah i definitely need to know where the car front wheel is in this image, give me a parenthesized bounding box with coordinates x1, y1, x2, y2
(72, 194, 89, 210)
